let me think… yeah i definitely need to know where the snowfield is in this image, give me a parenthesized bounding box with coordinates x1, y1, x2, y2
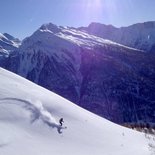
(0, 68, 154, 155)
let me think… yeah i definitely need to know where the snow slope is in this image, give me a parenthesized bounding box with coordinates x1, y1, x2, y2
(0, 68, 153, 155)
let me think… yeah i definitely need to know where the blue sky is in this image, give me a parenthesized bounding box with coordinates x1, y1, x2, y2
(0, 0, 155, 39)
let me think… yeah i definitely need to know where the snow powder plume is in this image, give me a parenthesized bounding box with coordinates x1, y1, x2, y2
(34, 100, 58, 126)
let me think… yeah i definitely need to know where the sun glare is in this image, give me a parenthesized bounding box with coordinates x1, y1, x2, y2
(82, 0, 103, 20)
(80, 0, 119, 25)
(85, 0, 102, 8)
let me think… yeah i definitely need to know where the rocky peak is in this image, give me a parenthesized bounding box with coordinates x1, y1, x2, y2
(39, 23, 61, 34)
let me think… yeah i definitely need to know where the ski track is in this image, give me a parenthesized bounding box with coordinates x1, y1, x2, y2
(0, 143, 8, 148)
(0, 97, 66, 134)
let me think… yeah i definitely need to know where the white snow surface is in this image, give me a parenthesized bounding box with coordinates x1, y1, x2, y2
(0, 68, 153, 155)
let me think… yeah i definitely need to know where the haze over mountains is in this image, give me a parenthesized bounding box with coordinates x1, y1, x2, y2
(0, 21, 155, 125)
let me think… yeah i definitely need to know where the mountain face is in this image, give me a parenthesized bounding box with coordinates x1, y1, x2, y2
(79, 21, 155, 52)
(0, 33, 20, 67)
(2, 23, 155, 125)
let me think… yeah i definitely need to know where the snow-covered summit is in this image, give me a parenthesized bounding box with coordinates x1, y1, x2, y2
(0, 33, 20, 48)
(79, 21, 155, 52)
(0, 67, 154, 155)
(0, 32, 20, 60)
(40, 23, 62, 33)
(3, 33, 21, 45)
(0, 35, 19, 70)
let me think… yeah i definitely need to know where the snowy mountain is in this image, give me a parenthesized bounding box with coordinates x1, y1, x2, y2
(0, 33, 20, 51)
(0, 33, 20, 67)
(0, 67, 154, 155)
(3, 23, 155, 125)
(79, 21, 155, 52)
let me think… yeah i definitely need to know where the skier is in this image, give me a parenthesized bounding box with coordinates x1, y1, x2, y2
(59, 118, 64, 126)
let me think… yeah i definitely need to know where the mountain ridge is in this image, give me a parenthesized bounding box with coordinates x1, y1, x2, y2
(79, 21, 155, 52)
